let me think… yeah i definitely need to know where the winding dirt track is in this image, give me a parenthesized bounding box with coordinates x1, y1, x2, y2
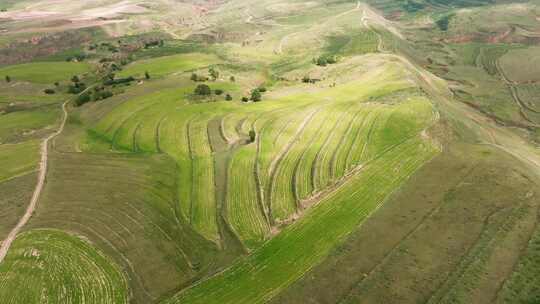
(0, 100, 69, 263)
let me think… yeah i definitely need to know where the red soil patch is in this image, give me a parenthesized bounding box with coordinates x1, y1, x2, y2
(487, 28, 512, 43)
(444, 35, 475, 43)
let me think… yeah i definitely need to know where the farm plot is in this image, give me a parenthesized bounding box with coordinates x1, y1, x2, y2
(0, 105, 61, 144)
(26, 152, 218, 303)
(0, 140, 39, 182)
(0, 62, 91, 84)
(499, 47, 540, 83)
(324, 30, 379, 58)
(0, 229, 128, 304)
(516, 83, 540, 112)
(269, 109, 330, 221)
(86, 56, 432, 253)
(117, 53, 220, 78)
(165, 135, 438, 304)
(476, 45, 515, 76)
(226, 144, 270, 250)
(0, 173, 36, 241)
(499, 225, 540, 303)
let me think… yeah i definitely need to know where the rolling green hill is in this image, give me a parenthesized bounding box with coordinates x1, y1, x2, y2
(0, 0, 539, 303)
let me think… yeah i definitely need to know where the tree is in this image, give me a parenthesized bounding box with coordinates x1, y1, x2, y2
(214, 89, 224, 95)
(241, 97, 249, 102)
(225, 94, 232, 101)
(230, 75, 235, 82)
(75, 92, 91, 106)
(316, 57, 328, 66)
(194, 84, 212, 96)
(326, 55, 338, 64)
(44, 88, 55, 94)
(145, 71, 150, 80)
(251, 89, 262, 102)
(209, 67, 219, 81)
(249, 130, 256, 143)
(54, 82, 59, 87)
(71, 75, 80, 83)
(5, 75, 10, 83)
(191, 73, 198, 82)
(258, 86, 267, 93)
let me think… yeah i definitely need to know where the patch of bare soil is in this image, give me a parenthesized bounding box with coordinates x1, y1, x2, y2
(487, 28, 512, 43)
(0, 10, 60, 20)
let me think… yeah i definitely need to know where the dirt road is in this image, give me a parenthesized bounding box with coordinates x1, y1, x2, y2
(0, 99, 69, 263)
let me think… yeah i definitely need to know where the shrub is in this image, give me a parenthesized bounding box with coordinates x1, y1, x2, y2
(251, 89, 262, 102)
(103, 77, 135, 86)
(44, 89, 55, 94)
(5, 75, 10, 83)
(145, 71, 150, 80)
(75, 93, 91, 106)
(316, 57, 327, 66)
(209, 67, 219, 81)
(191, 73, 198, 81)
(258, 87, 267, 93)
(436, 14, 454, 31)
(214, 89, 224, 95)
(225, 94, 232, 101)
(249, 130, 256, 143)
(241, 97, 249, 102)
(230, 76, 236, 82)
(194, 84, 212, 96)
(68, 82, 87, 94)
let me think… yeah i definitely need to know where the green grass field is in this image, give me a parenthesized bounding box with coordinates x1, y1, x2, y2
(117, 53, 220, 78)
(0, 229, 128, 304)
(0, 140, 39, 182)
(0, 62, 91, 84)
(1, 0, 539, 303)
(166, 136, 437, 304)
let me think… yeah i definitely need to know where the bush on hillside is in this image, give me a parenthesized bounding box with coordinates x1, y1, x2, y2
(251, 89, 262, 102)
(194, 84, 212, 96)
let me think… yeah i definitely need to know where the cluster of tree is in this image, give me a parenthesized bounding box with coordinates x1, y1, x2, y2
(190, 73, 209, 82)
(193, 84, 233, 101)
(67, 76, 87, 94)
(103, 75, 135, 86)
(75, 86, 113, 107)
(190, 67, 222, 82)
(242, 86, 266, 102)
(89, 42, 119, 53)
(314, 55, 339, 67)
(91, 86, 113, 100)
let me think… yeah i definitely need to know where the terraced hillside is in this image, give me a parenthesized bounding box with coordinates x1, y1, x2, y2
(0, 0, 539, 303)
